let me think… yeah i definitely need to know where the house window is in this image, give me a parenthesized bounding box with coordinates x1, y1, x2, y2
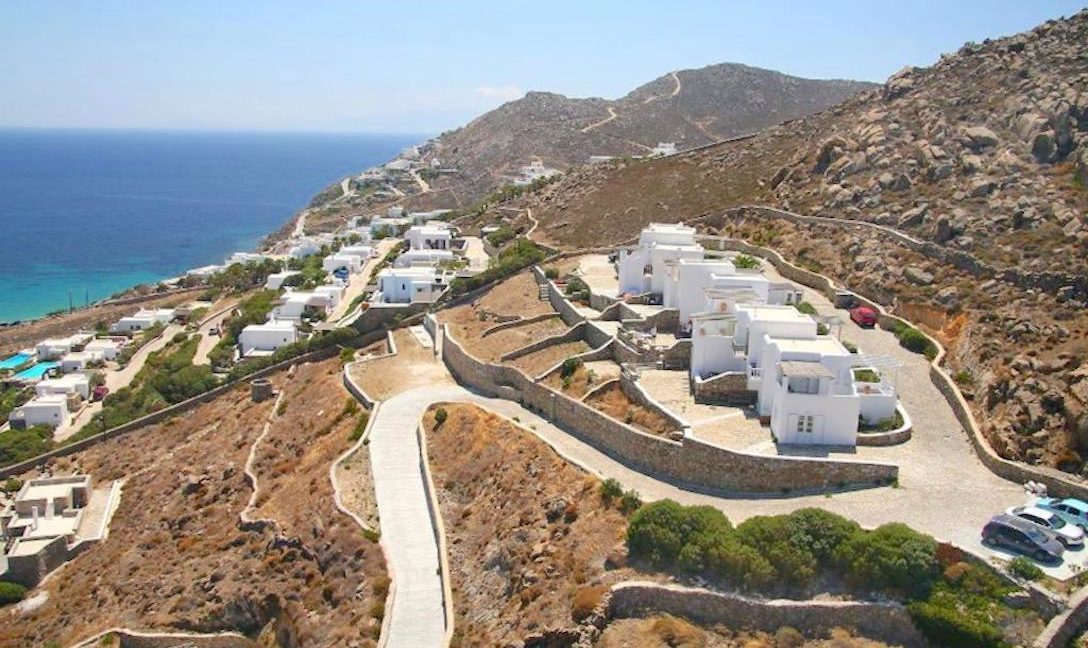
(795, 415, 814, 434)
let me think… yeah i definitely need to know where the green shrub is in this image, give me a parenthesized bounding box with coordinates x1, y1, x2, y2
(434, 407, 448, 426)
(340, 347, 356, 364)
(1008, 556, 1044, 581)
(785, 508, 861, 566)
(834, 522, 939, 597)
(842, 340, 858, 353)
(953, 369, 975, 386)
(626, 500, 730, 566)
(560, 357, 583, 379)
(450, 239, 547, 296)
(0, 581, 27, 606)
(619, 490, 642, 515)
(733, 254, 760, 269)
(853, 368, 880, 383)
(896, 326, 938, 360)
(544, 267, 559, 280)
(2, 477, 23, 493)
(0, 425, 55, 468)
(794, 301, 817, 315)
(908, 595, 1005, 648)
(599, 477, 624, 502)
(735, 516, 818, 587)
(703, 536, 777, 591)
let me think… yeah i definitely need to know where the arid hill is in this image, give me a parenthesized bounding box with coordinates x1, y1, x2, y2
(422, 63, 874, 201)
(498, 10, 1088, 474)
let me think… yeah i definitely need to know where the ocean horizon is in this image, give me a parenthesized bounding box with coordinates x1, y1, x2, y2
(0, 128, 422, 323)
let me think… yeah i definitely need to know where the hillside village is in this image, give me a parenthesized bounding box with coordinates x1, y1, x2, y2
(1, 7, 1088, 648)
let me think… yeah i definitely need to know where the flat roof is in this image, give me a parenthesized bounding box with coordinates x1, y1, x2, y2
(8, 537, 61, 557)
(26, 394, 69, 405)
(771, 337, 849, 355)
(779, 361, 835, 379)
(38, 374, 88, 387)
(739, 305, 812, 322)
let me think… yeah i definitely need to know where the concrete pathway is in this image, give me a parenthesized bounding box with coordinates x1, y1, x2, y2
(192, 303, 237, 366)
(332, 239, 397, 324)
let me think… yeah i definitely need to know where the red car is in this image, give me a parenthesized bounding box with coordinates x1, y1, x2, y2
(849, 306, 878, 328)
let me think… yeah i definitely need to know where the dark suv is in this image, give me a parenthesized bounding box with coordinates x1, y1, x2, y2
(982, 513, 1065, 563)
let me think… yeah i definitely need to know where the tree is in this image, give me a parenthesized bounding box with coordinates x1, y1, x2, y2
(834, 522, 938, 597)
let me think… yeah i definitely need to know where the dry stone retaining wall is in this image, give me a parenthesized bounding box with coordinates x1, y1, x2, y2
(442, 325, 896, 494)
(608, 582, 928, 648)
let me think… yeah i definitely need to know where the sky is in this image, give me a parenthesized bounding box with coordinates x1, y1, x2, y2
(1, 0, 1083, 134)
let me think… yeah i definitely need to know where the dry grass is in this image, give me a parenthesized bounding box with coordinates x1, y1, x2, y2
(0, 360, 387, 648)
(508, 341, 591, 377)
(597, 618, 892, 648)
(585, 382, 678, 437)
(423, 403, 629, 646)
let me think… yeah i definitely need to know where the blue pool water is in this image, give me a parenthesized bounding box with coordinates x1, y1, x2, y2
(0, 353, 32, 370)
(0, 129, 423, 323)
(12, 362, 59, 381)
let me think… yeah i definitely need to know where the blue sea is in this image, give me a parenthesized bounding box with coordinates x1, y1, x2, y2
(0, 129, 421, 323)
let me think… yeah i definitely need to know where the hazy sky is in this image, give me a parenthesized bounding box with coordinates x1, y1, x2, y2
(1, 0, 1083, 133)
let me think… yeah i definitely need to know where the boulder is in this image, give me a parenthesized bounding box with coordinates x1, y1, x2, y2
(1032, 131, 1057, 163)
(960, 153, 983, 174)
(935, 216, 954, 243)
(905, 266, 935, 286)
(963, 126, 1000, 150)
(883, 67, 916, 101)
(898, 204, 928, 228)
(970, 177, 996, 197)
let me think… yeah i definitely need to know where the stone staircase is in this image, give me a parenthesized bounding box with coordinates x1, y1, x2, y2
(538, 283, 550, 301)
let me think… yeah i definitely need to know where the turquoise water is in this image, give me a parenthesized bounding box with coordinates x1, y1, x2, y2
(0, 353, 32, 370)
(0, 129, 422, 323)
(13, 361, 59, 381)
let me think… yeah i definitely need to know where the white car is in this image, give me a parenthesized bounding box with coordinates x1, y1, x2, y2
(1008, 505, 1086, 548)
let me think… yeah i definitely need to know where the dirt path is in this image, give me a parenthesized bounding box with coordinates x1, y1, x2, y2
(580, 106, 618, 133)
(192, 301, 238, 366)
(410, 169, 431, 193)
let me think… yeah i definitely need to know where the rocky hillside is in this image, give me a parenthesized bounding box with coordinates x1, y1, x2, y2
(510, 10, 1088, 474)
(423, 63, 874, 200)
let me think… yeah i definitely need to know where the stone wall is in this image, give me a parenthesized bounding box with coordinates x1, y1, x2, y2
(545, 279, 588, 327)
(620, 374, 689, 431)
(350, 302, 427, 335)
(1034, 586, 1088, 648)
(481, 312, 559, 337)
(442, 325, 897, 494)
(608, 582, 928, 648)
(693, 372, 755, 406)
(700, 230, 1088, 501)
(500, 322, 589, 362)
(71, 630, 255, 648)
(661, 340, 692, 370)
(856, 404, 914, 447)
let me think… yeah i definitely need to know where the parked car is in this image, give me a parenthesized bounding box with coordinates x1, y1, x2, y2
(208, 326, 219, 336)
(981, 513, 1064, 563)
(1035, 497, 1088, 530)
(849, 306, 878, 328)
(1007, 505, 1086, 547)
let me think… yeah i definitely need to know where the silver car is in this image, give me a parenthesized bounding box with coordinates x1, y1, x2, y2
(1008, 505, 1085, 548)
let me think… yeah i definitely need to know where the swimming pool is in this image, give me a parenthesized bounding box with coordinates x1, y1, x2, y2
(13, 361, 59, 381)
(0, 352, 32, 370)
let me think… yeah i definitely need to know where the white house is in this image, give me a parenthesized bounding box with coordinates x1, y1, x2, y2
(313, 284, 344, 308)
(265, 270, 300, 290)
(375, 267, 450, 304)
(36, 338, 73, 362)
(10, 395, 69, 429)
(287, 238, 322, 259)
(339, 244, 374, 260)
(394, 249, 455, 268)
(226, 252, 268, 266)
(36, 373, 91, 400)
(59, 350, 104, 374)
(109, 308, 173, 334)
(323, 253, 364, 274)
(404, 224, 452, 251)
(370, 216, 411, 238)
(238, 320, 298, 357)
(83, 338, 123, 361)
(650, 142, 678, 157)
(617, 223, 704, 297)
(514, 161, 561, 186)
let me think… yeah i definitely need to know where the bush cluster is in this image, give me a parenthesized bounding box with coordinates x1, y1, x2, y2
(893, 323, 938, 360)
(628, 502, 942, 596)
(627, 501, 1023, 647)
(449, 239, 547, 296)
(0, 425, 55, 468)
(0, 581, 27, 606)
